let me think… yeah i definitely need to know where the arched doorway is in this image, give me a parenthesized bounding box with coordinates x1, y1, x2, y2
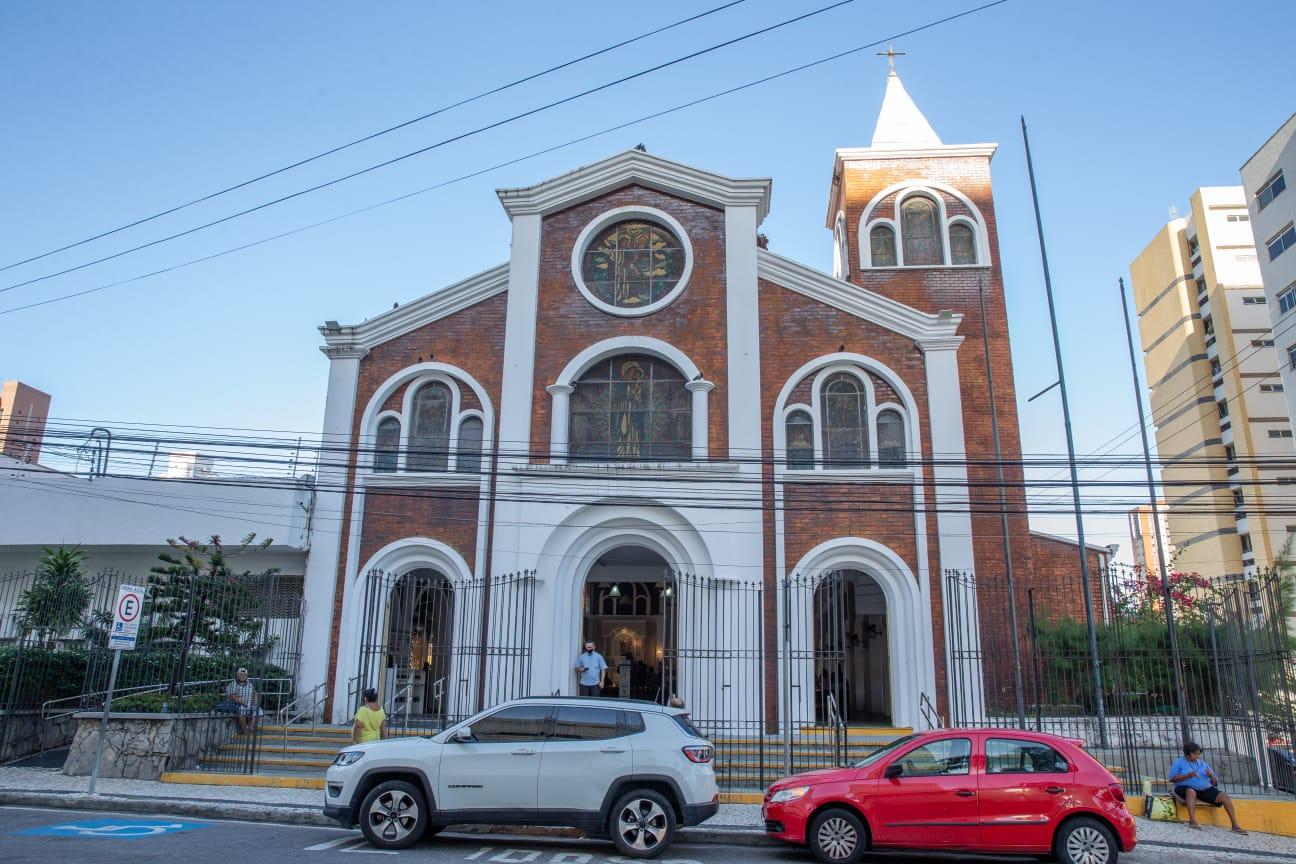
(580, 546, 676, 702)
(378, 567, 453, 725)
(814, 569, 892, 724)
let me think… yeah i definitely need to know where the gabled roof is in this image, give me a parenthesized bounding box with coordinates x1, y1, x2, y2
(871, 70, 942, 149)
(497, 149, 772, 222)
(756, 248, 963, 347)
(320, 263, 508, 354)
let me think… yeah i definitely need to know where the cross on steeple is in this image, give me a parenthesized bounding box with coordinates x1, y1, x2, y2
(877, 43, 906, 73)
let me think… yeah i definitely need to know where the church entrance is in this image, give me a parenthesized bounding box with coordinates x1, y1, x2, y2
(813, 569, 892, 725)
(581, 546, 676, 703)
(373, 568, 454, 722)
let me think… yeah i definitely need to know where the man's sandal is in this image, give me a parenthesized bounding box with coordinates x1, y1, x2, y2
(1232, 828, 1249, 835)
(1188, 823, 1203, 830)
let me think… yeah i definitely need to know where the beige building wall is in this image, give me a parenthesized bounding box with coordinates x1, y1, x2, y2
(1127, 503, 1173, 581)
(1131, 187, 1291, 578)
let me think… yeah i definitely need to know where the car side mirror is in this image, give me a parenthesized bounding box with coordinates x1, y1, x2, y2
(449, 726, 473, 743)
(884, 763, 904, 779)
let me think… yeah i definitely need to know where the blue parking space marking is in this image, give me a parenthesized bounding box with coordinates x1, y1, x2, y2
(12, 818, 209, 838)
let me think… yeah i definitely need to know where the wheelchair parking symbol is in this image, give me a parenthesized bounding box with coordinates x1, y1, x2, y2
(14, 818, 208, 838)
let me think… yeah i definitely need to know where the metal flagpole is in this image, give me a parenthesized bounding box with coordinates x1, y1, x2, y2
(1118, 276, 1191, 742)
(978, 275, 1027, 728)
(1021, 116, 1108, 746)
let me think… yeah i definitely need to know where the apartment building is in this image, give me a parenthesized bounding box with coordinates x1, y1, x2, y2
(1128, 502, 1173, 582)
(1130, 187, 1293, 577)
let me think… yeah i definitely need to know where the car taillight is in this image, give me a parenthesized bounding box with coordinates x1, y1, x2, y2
(682, 745, 714, 763)
(1107, 783, 1125, 803)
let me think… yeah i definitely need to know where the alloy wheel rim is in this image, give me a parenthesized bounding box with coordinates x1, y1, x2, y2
(617, 798, 668, 851)
(1065, 826, 1110, 864)
(367, 789, 419, 843)
(816, 816, 858, 860)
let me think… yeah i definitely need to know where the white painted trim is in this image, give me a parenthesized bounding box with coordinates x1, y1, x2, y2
(725, 204, 763, 463)
(569, 206, 695, 317)
(946, 216, 980, 266)
(685, 379, 714, 461)
(555, 335, 703, 385)
(786, 537, 934, 729)
(497, 149, 772, 221)
(833, 211, 849, 280)
(319, 263, 508, 352)
(863, 218, 897, 268)
(858, 180, 992, 270)
(360, 473, 482, 490)
(756, 249, 963, 344)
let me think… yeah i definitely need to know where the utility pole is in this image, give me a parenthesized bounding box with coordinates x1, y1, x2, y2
(978, 275, 1027, 728)
(1021, 117, 1108, 746)
(1118, 277, 1191, 742)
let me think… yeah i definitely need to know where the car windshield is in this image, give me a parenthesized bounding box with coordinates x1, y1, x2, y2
(853, 734, 920, 768)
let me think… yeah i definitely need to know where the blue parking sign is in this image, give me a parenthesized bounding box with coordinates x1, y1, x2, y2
(13, 818, 208, 838)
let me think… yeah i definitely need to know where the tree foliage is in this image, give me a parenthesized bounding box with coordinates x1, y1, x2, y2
(15, 547, 92, 645)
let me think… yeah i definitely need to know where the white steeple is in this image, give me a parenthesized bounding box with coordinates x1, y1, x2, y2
(870, 68, 942, 149)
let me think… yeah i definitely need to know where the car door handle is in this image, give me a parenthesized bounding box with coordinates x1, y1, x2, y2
(511, 748, 538, 756)
(600, 747, 626, 754)
(1045, 786, 1065, 795)
(955, 789, 976, 798)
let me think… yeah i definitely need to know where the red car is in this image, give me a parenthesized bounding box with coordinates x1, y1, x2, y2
(763, 728, 1135, 864)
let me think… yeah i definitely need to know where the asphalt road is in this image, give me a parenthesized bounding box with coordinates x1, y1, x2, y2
(0, 805, 1277, 864)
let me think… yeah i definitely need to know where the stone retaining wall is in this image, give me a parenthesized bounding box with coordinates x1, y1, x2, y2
(0, 711, 78, 762)
(61, 713, 235, 780)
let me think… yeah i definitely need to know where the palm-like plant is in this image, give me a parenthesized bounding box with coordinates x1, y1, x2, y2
(16, 547, 92, 646)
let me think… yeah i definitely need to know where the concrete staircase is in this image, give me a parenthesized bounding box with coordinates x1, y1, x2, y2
(712, 726, 910, 790)
(167, 723, 354, 788)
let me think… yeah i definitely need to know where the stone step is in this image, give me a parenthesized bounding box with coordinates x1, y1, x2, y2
(205, 753, 334, 769)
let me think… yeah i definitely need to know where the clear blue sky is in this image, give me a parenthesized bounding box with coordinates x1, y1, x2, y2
(2, 0, 1293, 557)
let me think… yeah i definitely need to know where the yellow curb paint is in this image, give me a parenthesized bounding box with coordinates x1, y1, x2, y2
(719, 791, 765, 805)
(160, 771, 325, 790)
(1126, 796, 1296, 839)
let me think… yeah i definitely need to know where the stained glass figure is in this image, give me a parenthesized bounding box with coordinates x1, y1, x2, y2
(786, 410, 815, 469)
(409, 381, 451, 471)
(570, 354, 690, 460)
(581, 220, 685, 309)
(375, 416, 400, 473)
(901, 196, 943, 265)
(821, 373, 869, 467)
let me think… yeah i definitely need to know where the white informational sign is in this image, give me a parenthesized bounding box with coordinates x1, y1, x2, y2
(108, 583, 145, 651)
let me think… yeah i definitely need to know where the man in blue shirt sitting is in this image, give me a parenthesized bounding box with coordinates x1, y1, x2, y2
(1168, 741, 1247, 833)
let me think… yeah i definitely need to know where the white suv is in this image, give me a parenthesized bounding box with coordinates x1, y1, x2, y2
(324, 696, 719, 857)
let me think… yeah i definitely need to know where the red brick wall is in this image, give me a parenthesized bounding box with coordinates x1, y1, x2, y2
(1026, 533, 1110, 624)
(529, 185, 730, 460)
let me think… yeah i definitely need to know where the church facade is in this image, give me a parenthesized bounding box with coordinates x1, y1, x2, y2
(299, 71, 1049, 731)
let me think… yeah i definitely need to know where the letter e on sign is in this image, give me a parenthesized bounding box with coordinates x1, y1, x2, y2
(109, 583, 146, 651)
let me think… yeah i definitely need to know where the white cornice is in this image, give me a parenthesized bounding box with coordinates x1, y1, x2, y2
(319, 263, 508, 353)
(497, 150, 772, 223)
(756, 249, 963, 343)
(824, 144, 998, 229)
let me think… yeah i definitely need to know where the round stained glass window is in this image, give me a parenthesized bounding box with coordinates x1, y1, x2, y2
(580, 220, 686, 310)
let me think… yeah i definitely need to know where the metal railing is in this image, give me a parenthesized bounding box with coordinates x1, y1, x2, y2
(919, 692, 942, 730)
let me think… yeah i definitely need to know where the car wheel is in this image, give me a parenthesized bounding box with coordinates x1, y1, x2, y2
(1055, 816, 1118, 864)
(358, 780, 427, 850)
(609, 789, 676, 859)
(808, 807, 867, 864)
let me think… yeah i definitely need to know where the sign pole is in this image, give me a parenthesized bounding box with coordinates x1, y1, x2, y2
(87, 649, 121, 795)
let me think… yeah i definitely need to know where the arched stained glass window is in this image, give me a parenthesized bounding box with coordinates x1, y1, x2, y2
(786, 410, 815, 469)
(949, 223, 977, 265)
(374, 416, 400, 473)
(409, 381, 452, 472)
(901, 196, 943, 265)
(581, 221, 685, 309)
(877, 409, 906, 467)
(821, 373, 869, 467)
(570, 355, 690, 461)
(870, 225, 897, 267)
(455, 416, 484, 475)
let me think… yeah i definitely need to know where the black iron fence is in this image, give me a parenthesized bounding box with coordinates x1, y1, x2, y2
(946, 567, 1296, 797)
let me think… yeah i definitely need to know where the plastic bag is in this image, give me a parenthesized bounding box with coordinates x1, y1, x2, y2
(1146, 795, 1178, 821)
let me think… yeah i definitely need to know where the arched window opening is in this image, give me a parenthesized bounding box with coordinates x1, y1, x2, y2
(581, 220, 686, 309)
(949, 223, 977, 265)
(374, 416, 401, 473)
(877, 410, 906, 467)
(786, 410, 815, 469)
(409, 381, 452, 472)
(455, 416, 484, 475)
(821, 373, 869, 467)
(570, 355, 690, 461)
(870, 225, 897, 267)
(901, 196, 943, 265)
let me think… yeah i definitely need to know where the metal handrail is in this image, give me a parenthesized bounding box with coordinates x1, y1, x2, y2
(384, 682, 413, 722)
(825, 691, 847, 766)
(277, 681, 325, 726)
(39, 676, 290, 722)
(919, 692, 943, 730)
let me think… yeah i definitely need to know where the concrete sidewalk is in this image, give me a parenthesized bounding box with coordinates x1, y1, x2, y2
(4, 766, 1296, 860)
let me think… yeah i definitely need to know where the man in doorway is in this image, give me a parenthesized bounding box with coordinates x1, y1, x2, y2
(575, 640, 608, 697)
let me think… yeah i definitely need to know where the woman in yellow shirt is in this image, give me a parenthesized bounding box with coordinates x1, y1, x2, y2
(352, 688, 387, 744)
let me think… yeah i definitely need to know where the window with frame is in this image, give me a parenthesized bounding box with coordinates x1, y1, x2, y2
(409, 381, 452, 471)
(1258, 171, 1287, 211)
(986, 738, 1069, 774)
(1242, 296, 1267, 305)
(551, 706, 622, 741)
(876, 409, 906, 467)
(1240, 533, 1253, 554)
(455, 416, 484, 475)
(1280, 284, 1296, 315)
(470, 705, 551, 742)
(870, 225, 897, 267)
(900, 196, 943, 265)
(1289, 346, 1296, 370)
(581, 220, 686, 309)
(821, 373, 869, 467)
(1269, 429, 1294, 439)
(893, 737, 971, 777)
(1268, 224, 1296, 261)
(569, 355, 691, 461)
(1252, 339, 1275, 347)
(374, 416, 401, 473)
(786, 410, 815, 469)
(948, 222, 977, 265)
(1261, 383, 1284, 393)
